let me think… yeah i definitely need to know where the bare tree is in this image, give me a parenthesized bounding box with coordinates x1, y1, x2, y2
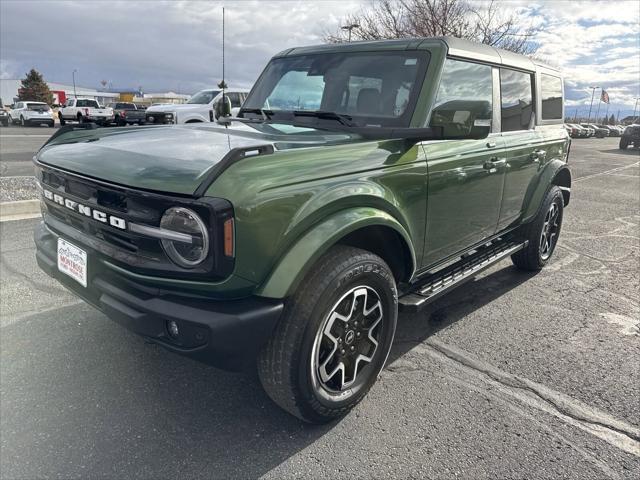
(325, 0, 538, 55)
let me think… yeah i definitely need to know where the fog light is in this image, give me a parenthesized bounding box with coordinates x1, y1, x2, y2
(167, 320, 179, 338)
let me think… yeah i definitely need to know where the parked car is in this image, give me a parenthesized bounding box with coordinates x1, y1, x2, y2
(0, 100, 8, 127)
(33, 37, 570, 423)
(108, 102, 146, 126)
(8, 101, 55, 127)
(58, 98, 114, 126)
(572, 124, 591, 137)
(578, 124, 595, 137)
(581, 123, 608, 138)
(564, 123, 584, 138)
(563, 123, 577, 137)
(598, 125, 620, 137)
(145, 89, 249, 124)
(619, 124, 640, 149)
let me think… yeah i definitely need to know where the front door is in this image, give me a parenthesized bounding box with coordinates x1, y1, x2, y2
(420, 58, 505, 267)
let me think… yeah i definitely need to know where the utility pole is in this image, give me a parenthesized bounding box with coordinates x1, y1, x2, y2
(587, 86, 599, 122)
(72, 69, 78, 98)
(633, 98, 640, 123)
(341, 23, 360, 42)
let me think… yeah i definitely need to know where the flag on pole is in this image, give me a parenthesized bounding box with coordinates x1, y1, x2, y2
(601, 90, 610, 104)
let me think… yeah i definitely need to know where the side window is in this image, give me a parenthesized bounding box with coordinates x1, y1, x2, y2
(541, 74, 563, 120)
(66, 99, 74, 107)
(429, 58, 493, 137)
(500, 68, 533, 132)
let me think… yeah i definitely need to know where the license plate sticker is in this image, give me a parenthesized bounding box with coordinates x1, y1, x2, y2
(57, 238, 87, 287)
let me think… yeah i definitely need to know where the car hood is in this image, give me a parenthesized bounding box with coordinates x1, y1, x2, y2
(36, 122, 359, 196)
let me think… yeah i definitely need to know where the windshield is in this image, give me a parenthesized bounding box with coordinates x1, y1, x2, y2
(187, 90, 220, 104)
(242, 51, 430, 128)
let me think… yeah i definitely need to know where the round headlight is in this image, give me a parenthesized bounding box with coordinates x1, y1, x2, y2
(160, 207, 209, 268)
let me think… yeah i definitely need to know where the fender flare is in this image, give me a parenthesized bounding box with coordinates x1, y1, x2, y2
(256, 207, 416, 299)
(522, 160, 571, 223)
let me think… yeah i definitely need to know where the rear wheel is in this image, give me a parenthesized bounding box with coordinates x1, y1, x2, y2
(619, 137, 629, 149)
(512, 185, 564, 271)
(59, 114, 65, 126)
(258, 246, 398, 423)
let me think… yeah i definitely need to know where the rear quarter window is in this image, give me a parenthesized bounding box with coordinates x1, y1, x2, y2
(540, 74, 563, 120)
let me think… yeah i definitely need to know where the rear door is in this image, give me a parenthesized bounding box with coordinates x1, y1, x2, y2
(496, 67, 544, 230)
(421, 58, 506, 267)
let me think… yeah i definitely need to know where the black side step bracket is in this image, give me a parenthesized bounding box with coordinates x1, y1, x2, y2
(399, 238, 528, 313)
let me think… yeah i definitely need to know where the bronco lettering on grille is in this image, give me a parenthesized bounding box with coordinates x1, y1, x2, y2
(42, 188, 127, 230)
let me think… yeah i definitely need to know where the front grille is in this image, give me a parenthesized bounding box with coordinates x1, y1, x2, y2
(36, 163, 235, 280)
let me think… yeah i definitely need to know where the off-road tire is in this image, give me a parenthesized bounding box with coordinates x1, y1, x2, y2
(512, 185, 564, 271)
(258, 245, 398, 424)
(619, 137, 629, 150)
(59, 114, 65, 126)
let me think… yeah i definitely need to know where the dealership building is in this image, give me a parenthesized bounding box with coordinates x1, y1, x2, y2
(0, 79, 190, 106)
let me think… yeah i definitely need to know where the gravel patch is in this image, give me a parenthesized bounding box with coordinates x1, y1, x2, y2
(0, 176, 38, 202)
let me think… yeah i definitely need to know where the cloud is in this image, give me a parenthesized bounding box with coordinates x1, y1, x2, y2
(0, 0, 360, 93)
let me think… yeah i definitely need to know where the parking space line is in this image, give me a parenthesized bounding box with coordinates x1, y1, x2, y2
(574, 161, 640, 183)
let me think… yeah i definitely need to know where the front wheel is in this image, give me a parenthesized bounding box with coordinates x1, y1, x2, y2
(258, 246, 398, 423)
(512, 185, 564, 271)
(619, 138, 629, 150)
(20, 116, 25, 127)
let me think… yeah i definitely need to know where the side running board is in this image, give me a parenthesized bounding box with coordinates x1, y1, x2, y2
(399, 239, 528, 313)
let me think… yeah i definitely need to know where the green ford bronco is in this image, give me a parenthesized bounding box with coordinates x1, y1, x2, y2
(34, 37, 570, 423)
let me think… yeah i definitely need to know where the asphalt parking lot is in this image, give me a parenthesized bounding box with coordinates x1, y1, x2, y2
(0, 131, 639, 479)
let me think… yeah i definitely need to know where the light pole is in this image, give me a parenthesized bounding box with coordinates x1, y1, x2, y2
(341, 23, 360, 42)
(72, 69, 78, 98)
(587, 86, 599, 122)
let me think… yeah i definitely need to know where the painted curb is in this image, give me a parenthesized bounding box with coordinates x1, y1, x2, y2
(0, 199, 41, 222)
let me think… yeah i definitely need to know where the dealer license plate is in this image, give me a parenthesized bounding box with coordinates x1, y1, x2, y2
(57, 238, 87, 287)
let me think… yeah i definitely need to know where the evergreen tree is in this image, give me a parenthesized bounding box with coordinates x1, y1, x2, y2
(18, 69, 54, 105)
(609, 114, 615, 124)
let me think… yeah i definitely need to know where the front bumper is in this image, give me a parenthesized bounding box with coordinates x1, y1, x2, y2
(34, 220, 283, 370)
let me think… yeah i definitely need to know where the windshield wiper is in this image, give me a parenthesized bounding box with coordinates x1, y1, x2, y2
(292, 110, 356, 127)
(240, 108, 274, 120)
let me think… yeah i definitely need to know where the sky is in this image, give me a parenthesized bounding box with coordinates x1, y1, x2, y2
(1, 0, 639, 118)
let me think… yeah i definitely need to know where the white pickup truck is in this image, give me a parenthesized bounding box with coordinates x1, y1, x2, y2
(145, 89, 248, 124)
(59, 98, 114, 126)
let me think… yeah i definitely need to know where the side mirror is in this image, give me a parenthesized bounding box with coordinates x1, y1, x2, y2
(214, 95, 232, 119)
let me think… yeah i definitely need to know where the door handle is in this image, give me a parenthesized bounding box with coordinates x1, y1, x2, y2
(486, 141, 497, 148)
(484, 157, 506, 171)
